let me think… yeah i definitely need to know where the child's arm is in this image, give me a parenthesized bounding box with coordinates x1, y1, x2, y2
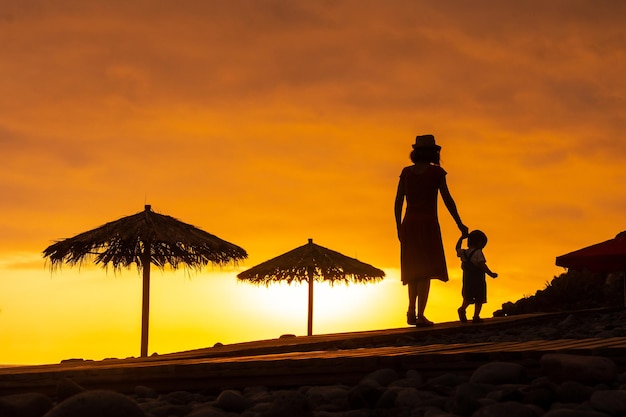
(478, 262, 498, 278)
(455, 235, 465, 256)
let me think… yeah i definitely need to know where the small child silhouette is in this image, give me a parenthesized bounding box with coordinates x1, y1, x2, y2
(456, 230, 498, 323)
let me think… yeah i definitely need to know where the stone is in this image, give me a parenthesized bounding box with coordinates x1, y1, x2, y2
(42, 390, 144, 417)
(470, 362, 526, 384)
(449, 382, 492, 416)
(262, 390, 312, 417)
(394, 387, 422, 408)
(523, 380, 557, 409)
(556, 381, 594, 403)
(472, 401, 539, 417)
(390, 369, 424, 388)
(186, 406, 231, 417)
(215, 389, 250, 412)
(361, 368, 400, 387)
(375, 388, 398, 409)
(427, 372, 468, 387)
(347, 381, 382, 408)
(305, 385, 349, 411)
(134, 385, 159, 399)
(543, 409, 611, 417)
(589, 389, 626, 415)
(147, 403, 191, 417)
(55, 378, 87, 402)
(0, 392, 53, 417)
(540, 354, 616, 384)
(164, 390, 203, 405)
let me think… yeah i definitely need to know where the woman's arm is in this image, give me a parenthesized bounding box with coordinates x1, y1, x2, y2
(439, 176, 469, 236)
(394, 177, 405, 240)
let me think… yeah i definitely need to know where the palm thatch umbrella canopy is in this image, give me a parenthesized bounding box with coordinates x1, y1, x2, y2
(237, 238, 385, 336)
(43, 205, 247, 357)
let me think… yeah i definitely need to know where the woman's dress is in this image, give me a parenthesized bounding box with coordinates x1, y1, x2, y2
(399, 165, 449, 284)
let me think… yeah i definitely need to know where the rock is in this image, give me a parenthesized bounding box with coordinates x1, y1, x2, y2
(394, 387, 422, 408)
(215, 389, 250, 412)
(55, 378, 86, 402)
(186, 406, 231, 417)
(589, 389, 626, 415)
(427, 372, 468, 387)
(375, 388, 398, 409)
(485, 385, 524, 402)
(543, 409, 612, 417)
(556, 381, 594, 403)
(361, 368, 399, 387)
(472, 401, 539, 417)
(305, 385, 350, 411)
(0, 392, 53, 417)
(390, 369, 423, 388)
(42, 390, 144, 417)
(449, 382, 492, 416)
(163, 390, 203, 405)
(540, 354, 616, 384)
(262, 390, 311, 417)
(523, 379, 557, 409)
(186, 405, 231, 417)
(389, 377, 422, 389)
(147, 403, 190, 417)
(347, 380, 382, 408)
(470, 362, 526, 384)
(132, 385, 157, 400)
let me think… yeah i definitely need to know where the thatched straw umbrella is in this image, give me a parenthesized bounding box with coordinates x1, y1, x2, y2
(237, 238, 385, 336)
(43, 205, 247, 357)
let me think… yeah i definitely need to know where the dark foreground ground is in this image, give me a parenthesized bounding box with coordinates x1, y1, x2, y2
(1, 308, 626, 416)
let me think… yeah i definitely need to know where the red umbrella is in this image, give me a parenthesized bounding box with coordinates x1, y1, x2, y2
(555, 231, 626, 306)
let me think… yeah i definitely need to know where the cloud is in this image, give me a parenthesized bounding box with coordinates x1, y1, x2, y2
(0, 0, 624, 293)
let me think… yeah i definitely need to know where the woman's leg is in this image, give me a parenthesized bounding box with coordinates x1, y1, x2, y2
(416, 279, 431, 319)
(458, 299, 470, 322)
(407, 282, 418, 313)
(407, 282, 418, 324)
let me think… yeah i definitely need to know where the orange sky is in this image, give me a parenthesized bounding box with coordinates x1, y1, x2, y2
(1, 1, 625, 365)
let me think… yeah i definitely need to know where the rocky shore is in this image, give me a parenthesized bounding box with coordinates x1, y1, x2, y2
(2, 309, 626, 417)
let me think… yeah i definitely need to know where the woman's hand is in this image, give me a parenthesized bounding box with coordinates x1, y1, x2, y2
(458, 223, 469, 238)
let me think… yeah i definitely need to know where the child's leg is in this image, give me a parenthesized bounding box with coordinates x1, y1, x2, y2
(473, 302, 483, 319)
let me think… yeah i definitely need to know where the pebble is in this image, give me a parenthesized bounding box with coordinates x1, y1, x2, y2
(3, 311, 626, 417)
(2, 354, 625, 417)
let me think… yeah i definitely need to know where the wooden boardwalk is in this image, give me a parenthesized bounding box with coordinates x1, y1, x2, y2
(2, 312, 626, 396)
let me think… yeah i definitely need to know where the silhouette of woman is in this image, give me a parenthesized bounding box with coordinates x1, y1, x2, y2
(395, 135, 468, 326)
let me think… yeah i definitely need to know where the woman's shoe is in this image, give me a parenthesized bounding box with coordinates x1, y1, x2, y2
(457, 307, 467, 323)
(407, 312, 417, 326)
(415, 316, 434, 327)
(472, 316, 483, 323)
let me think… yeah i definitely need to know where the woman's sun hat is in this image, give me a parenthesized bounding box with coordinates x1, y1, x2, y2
(412, 134, 441, 150)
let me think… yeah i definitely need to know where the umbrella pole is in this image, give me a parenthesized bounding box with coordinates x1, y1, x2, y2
(307, 267, 314, 336)
(140, 249, 151, 357)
